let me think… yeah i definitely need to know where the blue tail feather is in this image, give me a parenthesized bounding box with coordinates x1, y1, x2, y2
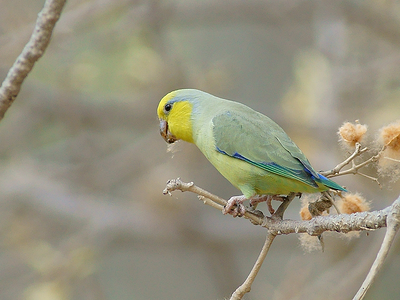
(316, 174, 347, 192)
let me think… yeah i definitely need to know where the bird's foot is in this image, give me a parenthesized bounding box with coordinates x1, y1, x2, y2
(248, 195, 268, 208)
(223, 195, 247, 217)
(249, 195, 286, 215)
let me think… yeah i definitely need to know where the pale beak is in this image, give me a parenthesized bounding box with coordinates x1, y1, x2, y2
(159, 119, 178, 144)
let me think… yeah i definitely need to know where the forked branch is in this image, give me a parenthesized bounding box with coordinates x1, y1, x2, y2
(321, 142, 384, 181)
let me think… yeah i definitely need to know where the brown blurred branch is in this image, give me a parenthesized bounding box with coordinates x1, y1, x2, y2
(0, 0, 66, 120)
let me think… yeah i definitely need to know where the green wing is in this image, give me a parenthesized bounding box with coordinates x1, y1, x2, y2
(212, 110, 321, 188)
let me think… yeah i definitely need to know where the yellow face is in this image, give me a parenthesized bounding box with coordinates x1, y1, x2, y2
(157, 91, 194, 144)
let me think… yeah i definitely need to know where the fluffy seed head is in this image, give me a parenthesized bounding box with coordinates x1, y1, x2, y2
(379, 119, 400, 151)
(338, 121, 368, 148)
(377, 120, 400, 179)
(300, 205, 312, 221)
(337, 193, 370, 214)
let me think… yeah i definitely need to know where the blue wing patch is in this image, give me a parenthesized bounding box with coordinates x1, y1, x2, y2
(216, 147, 319, 188)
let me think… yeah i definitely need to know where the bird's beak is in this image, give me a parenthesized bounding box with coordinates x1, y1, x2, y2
(159, 119, 178, 144)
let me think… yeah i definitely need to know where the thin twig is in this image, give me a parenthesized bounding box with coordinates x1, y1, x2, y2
(323, 191, 341, 214)
(357, 172, 382, 188)
(336, 151, 382, 176)
(163, 178, 264, 225)
(197, 195, 224, 211)
(321, 143, 367, 177)
(353, 196, 400, 300)
(321, 144, 385, 187)
(229, 233, 276, 300)
(383, 156, 400, 163)
(270, 192, 297, 220)
(0, 0, 67, 120)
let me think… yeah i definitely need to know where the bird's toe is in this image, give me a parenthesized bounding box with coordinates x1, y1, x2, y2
(223, 195, 247, 217)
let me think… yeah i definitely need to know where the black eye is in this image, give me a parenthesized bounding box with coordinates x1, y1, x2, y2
(164, 103, 172, 112)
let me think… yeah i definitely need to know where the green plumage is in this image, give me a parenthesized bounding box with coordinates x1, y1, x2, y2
(166, 89, 345, 198)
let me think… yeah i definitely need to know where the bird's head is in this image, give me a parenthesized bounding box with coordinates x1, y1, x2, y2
(157, 90, 198, 144)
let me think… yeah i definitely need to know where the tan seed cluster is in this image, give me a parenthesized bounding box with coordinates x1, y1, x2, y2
(337, 193, 370, 214)
(338, 122, 368, 148)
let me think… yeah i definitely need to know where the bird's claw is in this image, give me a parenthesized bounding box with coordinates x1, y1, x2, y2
(223, 194, 299, 217)
(248, 194, 286, 215)
(223, 195, 247, 217)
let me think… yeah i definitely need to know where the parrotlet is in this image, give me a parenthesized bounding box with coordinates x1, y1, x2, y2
(157, 89, 346, 216)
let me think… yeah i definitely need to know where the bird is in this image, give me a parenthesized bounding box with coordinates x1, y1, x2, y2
(157, 89, 346, 216)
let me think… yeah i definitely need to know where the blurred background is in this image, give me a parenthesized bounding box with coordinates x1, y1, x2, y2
(0, 0, 400, 299)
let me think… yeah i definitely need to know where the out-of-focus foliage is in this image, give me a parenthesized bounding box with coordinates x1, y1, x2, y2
(0, 0, 400, 299)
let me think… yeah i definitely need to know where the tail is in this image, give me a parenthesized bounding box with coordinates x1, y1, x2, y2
(316, 174, 347, 192)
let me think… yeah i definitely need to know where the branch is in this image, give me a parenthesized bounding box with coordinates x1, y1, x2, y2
(230, 233, 276, 300)
(353, 196, 400, 300)
(163, 178, 264, 225)
(320, 143, 385, 187)
(163, 179, 400, 299)
(0, 0, 67, 121)
(320, 142, 383, 178)
(320, 142, 368, 177)
(163, 178, 391, 236)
